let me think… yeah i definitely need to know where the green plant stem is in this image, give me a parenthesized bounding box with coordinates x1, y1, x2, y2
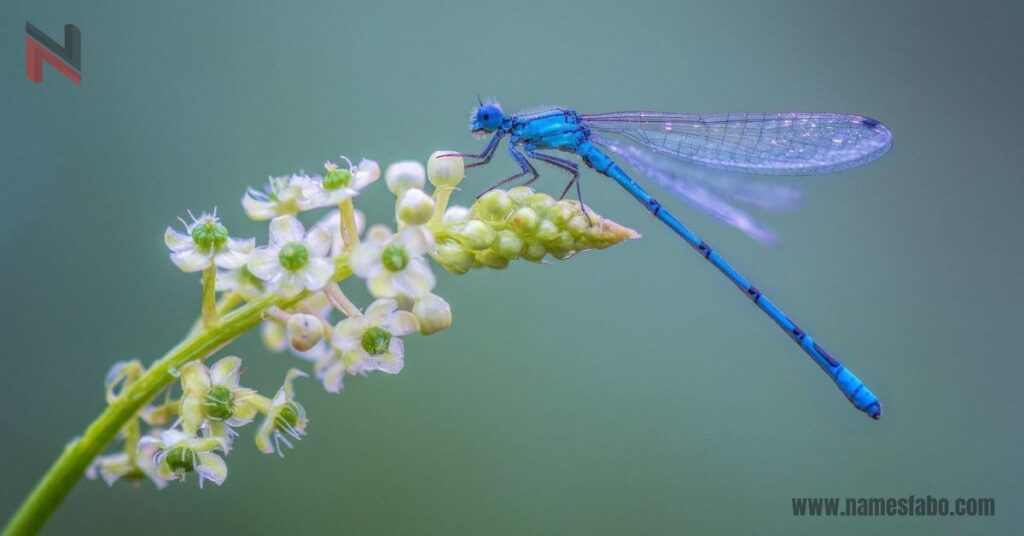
(200, 265, 218, 327)
(2, 261, 351, 536)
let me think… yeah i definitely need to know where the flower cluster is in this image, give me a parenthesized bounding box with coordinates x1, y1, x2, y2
(88, 149, 637, 489)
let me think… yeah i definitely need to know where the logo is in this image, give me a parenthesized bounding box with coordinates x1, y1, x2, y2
(25, 22, 81, 85)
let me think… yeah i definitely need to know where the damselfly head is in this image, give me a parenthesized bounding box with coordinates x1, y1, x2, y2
(469, 100, 503, 136)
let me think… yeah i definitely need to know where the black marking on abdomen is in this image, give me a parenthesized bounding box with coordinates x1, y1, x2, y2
(791, 325, 805, 340)
(745, 286, 761, 302)
(697, 241, 712, 259)
(813, 342, 841, 367)
(648, 198, 662, 216)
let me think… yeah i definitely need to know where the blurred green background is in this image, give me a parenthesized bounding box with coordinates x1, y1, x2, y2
(1, 1, 1021, 534)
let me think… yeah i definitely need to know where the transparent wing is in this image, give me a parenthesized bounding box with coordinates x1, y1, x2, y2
(582, 111, 893, 175)
(593, 135, 800, 245)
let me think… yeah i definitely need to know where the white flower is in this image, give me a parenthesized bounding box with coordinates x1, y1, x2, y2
(164, 211, 254, 272)
(242, 173, 321, 220)
(306, 157, 381, 207)
(178, 356, 260, 450)
(315, 299, 419, 391)
(350, 226, 436, 298)
(255, 369, 309, 456)
(140, 429, 228, 487)
(86, 435, 166, 489)
(247, 216, 334, 296)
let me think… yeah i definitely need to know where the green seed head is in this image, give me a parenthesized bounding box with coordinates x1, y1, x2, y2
(361, 326, 392, 355)
(278, 242, 309, 272)
(165, 446, 197, 473)
(322, 168, 352, 190)
(381, 244, 409, 272)
(191, 220, 228, 251)
(203, 385, 235, 421)
(474, 190, 514, 222)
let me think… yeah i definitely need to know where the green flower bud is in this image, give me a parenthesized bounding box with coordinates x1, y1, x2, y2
(473, 190, 514, 222)
(278, 242, 309, 272)
(509, 206, 541, 235)
(431, 239, 475, 274)
(495, 229, 523, 259)
(548, 200, 577, 227)
(397, 188, 435, 225)
(426, 187, 639, 273)
(521, 243, 547, 262)
(456, 220, 496, 250)
(535, 219, 560, 243)
(412, 293, 452, 335)
(427, 151, 465, 188)
(506, 186, 535, 205)
(475, 250, 510, 269)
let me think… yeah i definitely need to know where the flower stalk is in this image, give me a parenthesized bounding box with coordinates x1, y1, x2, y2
(201, 265, 218, 327)
(1, 261, 350, 536)
(3, 147, 637, 536)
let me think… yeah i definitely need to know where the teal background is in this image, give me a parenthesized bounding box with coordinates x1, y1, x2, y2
(1, 1, 1021, 534)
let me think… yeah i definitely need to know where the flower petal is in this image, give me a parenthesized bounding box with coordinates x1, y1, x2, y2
(332, 316, 368, 349)
(365, 299, 398, 326)
(304, 226, 332, 258)
(299, 258, 333, 291)
(274, 272, 304, 297)
(368, 270, 398, 298)
(398, 226, 436, 257)
(384, 310, 419, 336)
(164, 227, 194, 252)
(349, 242, 383, 277)
(209, 356, 242, 388)
(213, 249, 247, 270)
(242, 192, 278, 220)
(320, 361, 344, 393)
(269, 215, 306, 246)
(197, 452, 228, 486)
(392, 259, 436, 296)
(179, 361, 212, 394)
(247, 247, 282, 280)
(170, 246, 213, 272)
(353, 159, 381, 189)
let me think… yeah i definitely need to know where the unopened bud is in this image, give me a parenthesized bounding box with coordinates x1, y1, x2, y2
(385, 161, 426, 196)
(443, 206, 471, 223)
(474, 190, 514, 222)
(427, 151, 464, 188)
(432, 239, 475, 274)
(397, 188, 436, 225)
(412, 293, 452, 335)
(287, 314, 325, 352)
(457, 220, 496, 250)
